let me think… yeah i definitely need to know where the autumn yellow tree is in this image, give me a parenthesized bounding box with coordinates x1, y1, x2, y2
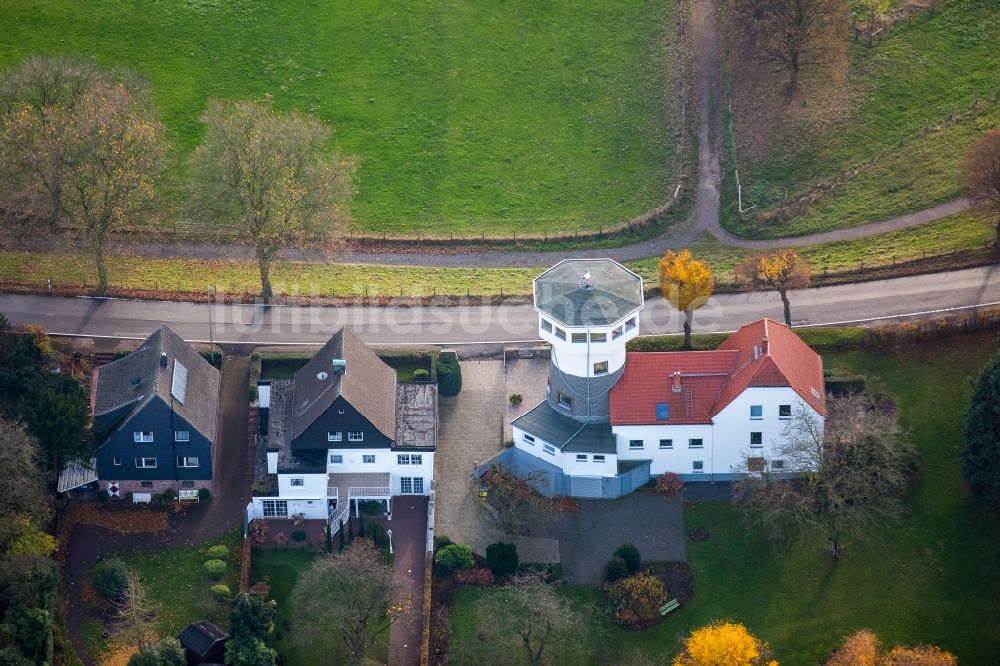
(735, 249, 811, 326)
(189, 98, 354, 301)
(825, 630, 956, 666)
(659, 250, 714, 350)
(673, 621, 776, 666)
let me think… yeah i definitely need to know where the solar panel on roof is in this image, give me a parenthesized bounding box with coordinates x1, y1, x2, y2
(171, 360, 188, 404)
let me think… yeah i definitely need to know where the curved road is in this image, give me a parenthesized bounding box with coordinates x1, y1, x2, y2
(3, 265, 999, 347)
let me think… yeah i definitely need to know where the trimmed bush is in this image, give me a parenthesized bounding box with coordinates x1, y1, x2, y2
(207, 545, 230, 560)
(436, 356, 463, 396)
(157, 488, 176, 503)
(435, 544, 474, 574)
(825, 376, 866, 395)
(97, 490, 110, 506)
(508, 393, 523, 406)
(613, 543, 641, 574)
(210, 584, 231, 601)
(604, 573, 668, 629)
(203, 559, 226, 580)
(91, 558, 129, 599)
(360, 500, 383, 516)
(291, 530, 307, 543)
(198, 487, 211, 502)
(485, 542, 519, 577)
(655, 472, 684, 499)
(412, 368, 431, 381)
(434, 535, 454, 550)
(603, 556, 628, 584)
(367, 522, 390, 551)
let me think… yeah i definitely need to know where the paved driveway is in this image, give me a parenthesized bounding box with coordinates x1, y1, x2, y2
(388, 496, 428, 666)
(552, 493, 686, 585)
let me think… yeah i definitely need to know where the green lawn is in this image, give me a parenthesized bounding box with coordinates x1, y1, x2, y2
(249, 548, 389, 666)
(450, 333, 1000, 665)
(0, 1, 679, 236)
(0, 208, 992, 299)
(725, 0, 1000, 238)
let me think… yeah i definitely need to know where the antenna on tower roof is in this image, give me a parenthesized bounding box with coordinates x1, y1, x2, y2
(581, 271, 593, 289)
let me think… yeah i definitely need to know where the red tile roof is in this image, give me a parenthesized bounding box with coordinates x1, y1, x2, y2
(610, 319, 825, 425)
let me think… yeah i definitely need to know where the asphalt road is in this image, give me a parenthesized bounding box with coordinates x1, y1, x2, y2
(3, 265, 1000, 348)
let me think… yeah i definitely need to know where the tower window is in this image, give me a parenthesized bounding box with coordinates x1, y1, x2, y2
(571, 332, 587, 343)
(593, 360, 608, 375)
(554, 327, 566, 340)
(541, 319, 553, 333)
(557, 393, 573, 410)
(590, 332, 607, 343)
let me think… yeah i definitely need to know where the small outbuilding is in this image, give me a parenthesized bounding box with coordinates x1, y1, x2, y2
(177, 619, 228, 665)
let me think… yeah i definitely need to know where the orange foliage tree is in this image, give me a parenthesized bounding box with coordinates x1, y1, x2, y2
(673, 621, 776, 666)
(735, 249, 811, 326)
(825, 630, 956, 666)
(659, 250, 714, 350)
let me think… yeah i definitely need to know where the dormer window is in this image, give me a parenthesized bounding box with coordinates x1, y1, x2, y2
(328, 432, 343, 442)
(133, 431, 154, 443)
(348, 432, 364, 442)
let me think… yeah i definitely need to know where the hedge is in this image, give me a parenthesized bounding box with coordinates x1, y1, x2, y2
(825, 376, 867, 395)
(437, 355, 462, 396)
(248, 352, 262, 401)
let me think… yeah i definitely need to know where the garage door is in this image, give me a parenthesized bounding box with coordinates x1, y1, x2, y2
(570, 476, 602, 498)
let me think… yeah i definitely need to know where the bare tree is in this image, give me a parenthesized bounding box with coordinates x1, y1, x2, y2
(0, 55, 100, 228)
(0, 418, 51, 548)
(188, 98, 354, 301)
(736, 393, 916, 561)
(961, 129, 1000, 247)
(115, 568, 156, 653)
(477, 465, 557, 535)
(292, 539, 406, 666)
(753, 0, 848, 94)
(475, 572, 591, 666)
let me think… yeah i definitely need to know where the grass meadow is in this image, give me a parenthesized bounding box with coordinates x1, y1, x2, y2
(450, 332, 1000, 665)
(0, 0, 679, 237)
(725, 0, 1000, 238)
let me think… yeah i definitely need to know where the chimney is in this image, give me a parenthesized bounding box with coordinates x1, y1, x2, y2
(671, 371, 682, 393)
(160, 352, 168, 368)
(761, 336, 769, 355)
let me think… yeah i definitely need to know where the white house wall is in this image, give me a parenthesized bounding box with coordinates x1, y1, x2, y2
(277, 472, 327, 499)
(326, 448, 392, 474)
(390, 451, 434, 496)
(512, 425, 617, 477)
(712, 387, 822, 474)
(614, 423, 714, 477)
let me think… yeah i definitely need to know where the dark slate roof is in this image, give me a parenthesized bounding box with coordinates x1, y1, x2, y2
(94, 326, 220, 442)
(512, 401, 617, 454)
(534, 259, 643, 327)
(291, 329, 397, 442)
(177, 620, 228, 657)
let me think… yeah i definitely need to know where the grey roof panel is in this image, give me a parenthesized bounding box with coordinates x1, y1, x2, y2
(512, 401, 617, 454)
(94, 327, 220, 443)
(534, 259, 643, 327)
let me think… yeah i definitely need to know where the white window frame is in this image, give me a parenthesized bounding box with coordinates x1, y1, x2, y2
(590, 331, 607, 343)
(362, 454, 376, 464)
(400, 477, 413, 494)
(659, 439, 673, 449)
(629, 439, 644, 450)
(348, 431, 364, 442)
(133, 431, 154, 443)
(397, 454, 411, 465)
(576, 454, 587, 462)
(329, 454, 343, 464)
(750, 405, 763, 420)
(112, 457, 122, 466)
(779, 404, 792, 419)
(135, 457, 157, 469)
(689, 438, 704, 449)
(543, 444, 556, 455)
(522, 433, 535, 445)
(571, 332, 587, 344)
(593, 455, 606, 463)
(411, 454, 423, 465)
(176, 456, 199, 468)
(693, 461, 704, 473)
(413, 477, 424, 493)
(328, 431, 343, 442)
(290, 477, 305, 487)
(174, 430, 190, 442)
(261, 499, 288, 517)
